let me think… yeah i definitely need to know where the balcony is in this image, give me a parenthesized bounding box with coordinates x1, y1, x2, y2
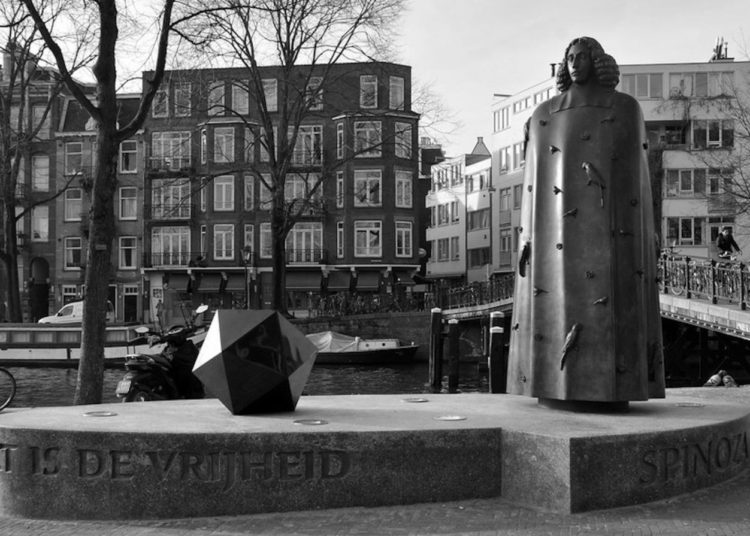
(148, 157, 192, 173)
(145, 251, 193, 268)
(287, 248, 324, 264)
(146, 203, 194, 220)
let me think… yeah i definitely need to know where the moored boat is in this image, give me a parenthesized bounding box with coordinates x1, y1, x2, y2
(306, 330, 418, 365)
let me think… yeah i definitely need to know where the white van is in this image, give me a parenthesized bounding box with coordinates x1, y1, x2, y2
(38, 300, 115, 324)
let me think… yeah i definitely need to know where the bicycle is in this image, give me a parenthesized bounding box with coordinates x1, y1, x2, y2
(0, 367, 16, 410)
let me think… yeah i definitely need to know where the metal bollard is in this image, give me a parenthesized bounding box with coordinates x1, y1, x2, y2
(447, 319, 459, 393)
(488, 311, 510, 393)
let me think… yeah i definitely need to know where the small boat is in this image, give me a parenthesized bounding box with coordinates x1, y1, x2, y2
(306, 331, 419, 365)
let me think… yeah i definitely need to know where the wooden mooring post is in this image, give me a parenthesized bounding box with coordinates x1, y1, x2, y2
(447, 319, 459, 393)
(488, 311, 511, 393)
(428, 308, 443, 393)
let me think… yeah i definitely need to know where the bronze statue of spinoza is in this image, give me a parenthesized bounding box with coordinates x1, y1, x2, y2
(507, 36, 665, 411)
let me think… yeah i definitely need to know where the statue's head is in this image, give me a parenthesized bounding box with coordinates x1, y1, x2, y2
(556, 37, 619, 92)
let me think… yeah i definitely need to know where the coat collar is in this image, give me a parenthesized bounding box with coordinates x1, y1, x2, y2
(550, 84, 615, 113)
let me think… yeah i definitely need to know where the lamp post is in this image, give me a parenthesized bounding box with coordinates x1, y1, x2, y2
(243, 246, 253, 310)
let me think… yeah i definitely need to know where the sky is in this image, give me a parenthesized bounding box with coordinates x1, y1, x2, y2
(394, 0, 750, 156)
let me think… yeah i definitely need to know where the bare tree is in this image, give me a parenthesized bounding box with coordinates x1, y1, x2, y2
(175, 0, 404, 313)
(22, 0, 175, 403)
(0, 0, 92, 322)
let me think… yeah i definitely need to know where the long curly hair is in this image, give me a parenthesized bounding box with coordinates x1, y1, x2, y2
(556, 36, 619, 92)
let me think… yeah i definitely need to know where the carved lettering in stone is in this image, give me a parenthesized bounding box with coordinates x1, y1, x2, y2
(0, 444, 18, 473)
(639, 431, 749, 485)
(30, 447, 60, 475)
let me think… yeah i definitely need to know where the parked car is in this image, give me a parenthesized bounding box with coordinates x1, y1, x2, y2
(38, 300, 115, 324)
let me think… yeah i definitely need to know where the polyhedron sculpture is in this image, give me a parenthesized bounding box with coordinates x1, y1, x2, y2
(193, 310, 317, 414)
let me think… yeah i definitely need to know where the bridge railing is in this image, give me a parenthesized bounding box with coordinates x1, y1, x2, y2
(435, 255, 750, 313)
(660, 254, 748, 310)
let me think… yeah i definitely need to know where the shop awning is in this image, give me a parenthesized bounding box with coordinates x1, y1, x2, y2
(353, 271, 380, 291)
(286, 271, 321, 290)
(327, 270, 350, 290)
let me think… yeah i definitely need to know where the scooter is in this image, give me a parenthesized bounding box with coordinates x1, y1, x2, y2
(116, 304, 208, 402)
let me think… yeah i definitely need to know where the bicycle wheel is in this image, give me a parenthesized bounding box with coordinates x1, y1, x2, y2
(0, 368, 16, 411)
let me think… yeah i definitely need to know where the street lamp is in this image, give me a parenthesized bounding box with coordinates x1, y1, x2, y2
(243, 246, 253, 310)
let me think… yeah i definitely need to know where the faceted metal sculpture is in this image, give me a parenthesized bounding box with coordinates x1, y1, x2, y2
(193, 310, 317, 414)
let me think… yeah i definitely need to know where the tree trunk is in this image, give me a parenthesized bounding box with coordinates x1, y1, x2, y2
(271, 200, 288, 314)
(1, 205, 22, 322)
(74, 0, 119, 405)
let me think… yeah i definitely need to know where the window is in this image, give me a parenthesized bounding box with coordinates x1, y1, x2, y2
(260, 127, 276, 162)
(620, 73, 663, 98)
(244, 128, 255, 162)
(450, 236, 460, 260)
(450, 200, 460, 223)
(232, 82, 249, 114)
(62, 285, 78, 304)
(513, 142, 525, 169)
(31, 206, 48, 241)
(693, 120, 733, 149)
(336, 171, 344, 208)
(437, 238, 449, 261)
(31, 105, 50, 138)
(666, 217, 704, 246)
(119, 140, 137, 173)
(284, 173, 321, 204)
(119, 237, 137, 269)
(64, 142, 82, 175)
(200, 129, 207, 164)
(200, 224, 206, 255)
(395, 221, 412, 257)
(468, 247, 491, 268)
(244, 224, 254, 253)
(213, 224, 234, 260)
(467, 208, 490, 231)
(708, 168, 733, 195)
(152, 88, 168, 117)
(494, 106, 510, 132)
(336, 221, 344, 258)
(360, 75, 377, 108)
(354, 121, 381, 157)
(306, 76, 323, 110)
(64, 237, 82, 269)
(353, 170, 381, 206)
(260, 223, 272, 258)
(286, 222, 322, 263)
(152, 178, 191, 219)
(665, 169, 706, 197)
(262, 78, 278, 112)
(513, 184, 523, 209)
(64, 188, 83, 221)
(437, 204, 449, 225)
(151, 226, 190, 266)
(395, 171, 412, 208)
(395, 122, 412, 159)
(291, 125, 322, 165)
(31, 155, 48, 191)
(389, 76, 404, 110)
(669, 72, 733, 98)
(174, 82, 191, 116)
(499, 229, 512, 253)
(151, 131, 191, 170)
(354, 220, 381, 257)
(499, 187, 511, 211)
(336, 123, 344, 159)
(243, 175, 254, 211)
(119, 187, 137, 220)
(214, 175, 235, 211)
(259, 174, 272, 210)
(208, 81, 225, 115)
(213, 126, 235, 163)
(499, 146, 511, 172)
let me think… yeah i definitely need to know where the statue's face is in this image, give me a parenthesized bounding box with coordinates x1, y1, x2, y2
(567, 42, 591, 84)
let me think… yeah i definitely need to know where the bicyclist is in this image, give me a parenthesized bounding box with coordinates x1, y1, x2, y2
(717, 226, 742, 259)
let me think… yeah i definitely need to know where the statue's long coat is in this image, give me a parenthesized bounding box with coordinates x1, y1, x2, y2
(507, 84, 665, 402)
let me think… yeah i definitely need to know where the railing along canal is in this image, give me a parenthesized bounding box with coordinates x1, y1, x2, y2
(310, 255, 750, 317)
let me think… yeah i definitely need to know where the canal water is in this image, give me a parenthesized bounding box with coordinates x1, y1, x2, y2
(4, 362, 489, 408)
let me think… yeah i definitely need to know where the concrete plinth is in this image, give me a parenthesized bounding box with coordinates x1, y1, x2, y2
(0, 389, 748, 519)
